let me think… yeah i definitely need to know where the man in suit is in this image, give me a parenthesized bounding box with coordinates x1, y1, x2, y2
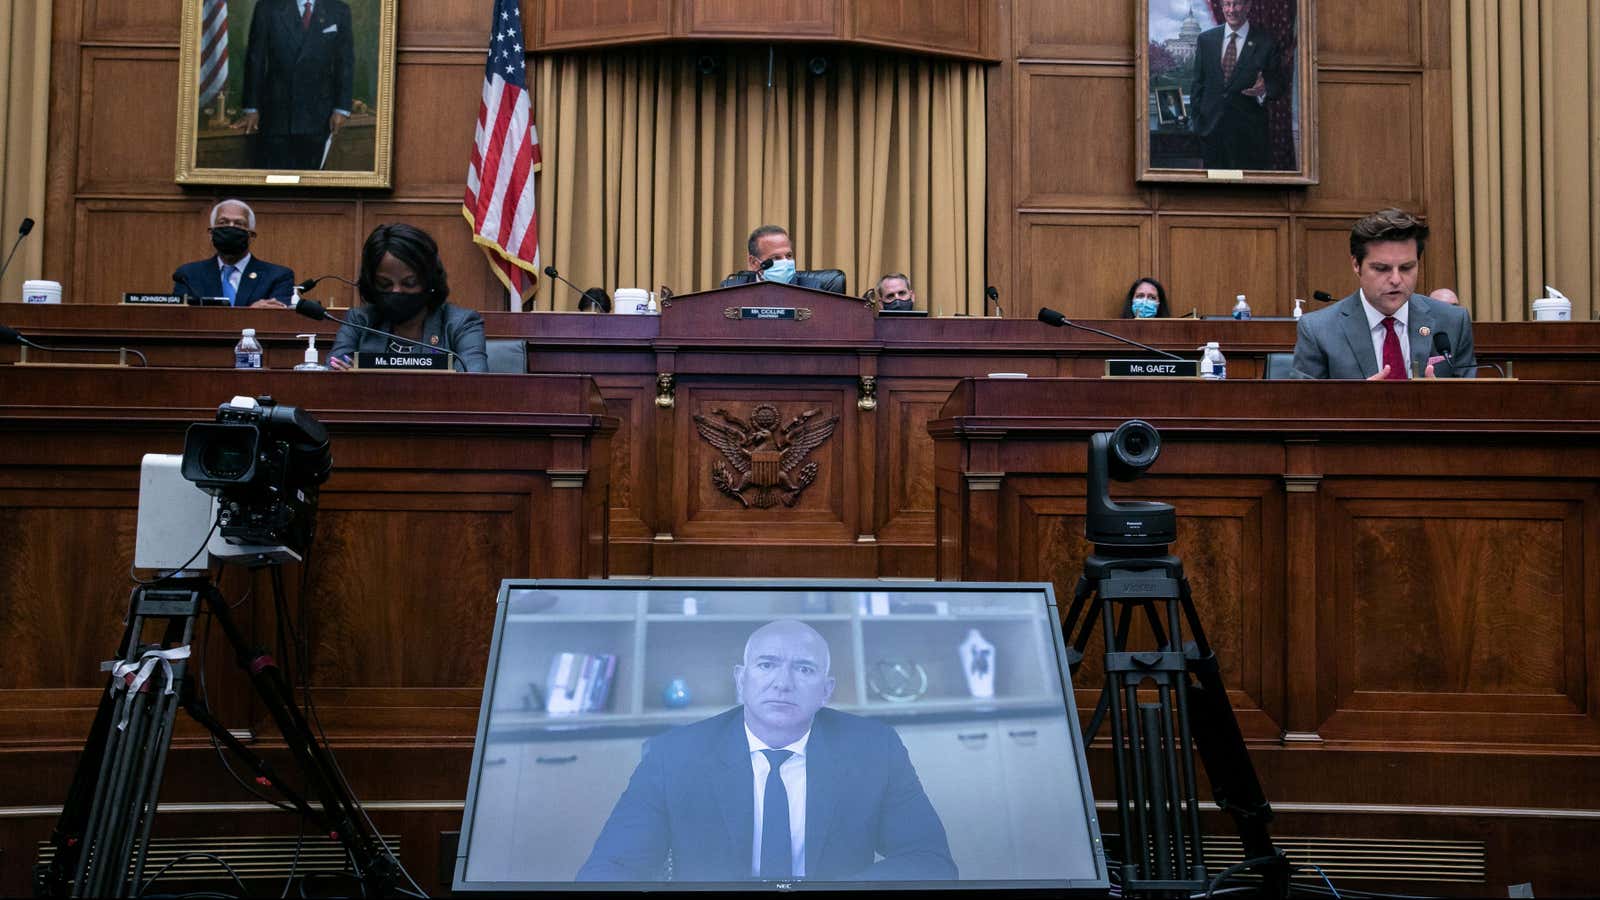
(1292, 208, 1476, 379)
(237, 0, 354, 170)
(876, 273, 917, 311)
(171, 200, 295, 308)
(1188, 0, 1283, 170)
(578, 620, 956, 883)
(719, 225, 848, 295)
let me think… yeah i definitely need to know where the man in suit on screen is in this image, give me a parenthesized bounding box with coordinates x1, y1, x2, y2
(1188, 0, 1283, 170)
(577, 620, 956, 883)
(171, 200, 295, 308)
(1292, 208, 1476, 380)
(236, 0, 355, 170)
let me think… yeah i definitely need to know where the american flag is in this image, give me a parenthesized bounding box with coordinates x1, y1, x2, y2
(198, 0, 230, 110)
(463, 0, 541, 310)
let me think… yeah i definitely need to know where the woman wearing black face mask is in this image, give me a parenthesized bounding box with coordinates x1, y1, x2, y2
(328, 223, 489, 372)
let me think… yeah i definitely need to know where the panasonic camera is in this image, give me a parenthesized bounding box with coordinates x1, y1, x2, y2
(1085, 419, 1175, 547)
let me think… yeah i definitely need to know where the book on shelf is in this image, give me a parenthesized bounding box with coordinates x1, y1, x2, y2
(544, 652, 617, 715)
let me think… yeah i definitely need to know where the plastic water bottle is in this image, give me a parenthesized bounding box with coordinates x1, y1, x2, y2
(1201, 341, 1227, 380)
(234, 328, 263, 369)
(1231, 294, 1251, 320)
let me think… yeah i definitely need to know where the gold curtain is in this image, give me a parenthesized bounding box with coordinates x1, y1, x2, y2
(1450, 0, 1599, 321)
(531, 48, 986, 314)
(0, 1, 51, 304)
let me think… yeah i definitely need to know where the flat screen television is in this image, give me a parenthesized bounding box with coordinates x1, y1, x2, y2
(453, 579, 1108, 894)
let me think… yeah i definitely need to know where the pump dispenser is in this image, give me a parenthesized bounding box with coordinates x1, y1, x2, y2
(294, 333, 330, 371)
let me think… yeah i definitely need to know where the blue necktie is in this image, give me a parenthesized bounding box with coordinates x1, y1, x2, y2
(759, 749, 793, 879)
(221, 265, 238, 306)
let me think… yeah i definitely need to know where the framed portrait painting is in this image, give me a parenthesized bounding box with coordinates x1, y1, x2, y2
(1137, 0, 1317, 185)
(176, 0, 396, 188)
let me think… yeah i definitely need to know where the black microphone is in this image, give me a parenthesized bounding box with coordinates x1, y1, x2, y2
(297, 274, 358, 293)
(543, 265, 595, 311)
(1312, 290, 1337, 302)
(986, 285, 1003, 317)
(1, 322, 148, 366)
(1037, 307, 1184, 361)
(0, 218, 36, 286)
(293, 299, 454, 365)
(172, 269, 200, 301)
(1432, 329, 1499, 378)
(578, 286, 611, 313)
(759, 258, 776, 271)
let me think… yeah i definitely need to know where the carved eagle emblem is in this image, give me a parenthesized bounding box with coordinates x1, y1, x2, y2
(692, 403, 839, 508)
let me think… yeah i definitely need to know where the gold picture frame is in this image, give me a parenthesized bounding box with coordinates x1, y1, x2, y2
(1136, 0, 1318, 185)
(175, 0, 396, 188)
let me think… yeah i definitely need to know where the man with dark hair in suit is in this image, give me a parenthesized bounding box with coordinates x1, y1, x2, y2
(1291, 208, 1476, 380)
(236, 0, 354, 170)
(719, 226, 848, 295)
(578, 620, 956, 883)
(171, 199, 295, 308)
(1188, 0, 1283, 170)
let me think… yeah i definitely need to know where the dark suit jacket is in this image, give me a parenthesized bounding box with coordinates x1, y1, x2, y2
(719, 269, 848, 296)
(1188, 23, 1282, 169)
(172, 256, 295, 306)
(328, 302, 489, 373)
(577, 707, 956, 883)
(242, 0, 355, 136)
(1291, 292, 1477, 379)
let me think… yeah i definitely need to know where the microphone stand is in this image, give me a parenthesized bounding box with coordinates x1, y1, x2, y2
(1, 325, 148, 367)
(0, 219, 36, 285)
(1037, 307, 1185, 361)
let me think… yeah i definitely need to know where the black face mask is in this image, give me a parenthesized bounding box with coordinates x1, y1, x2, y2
(210, 226, 250, 256)
(373, 290, 430, 323)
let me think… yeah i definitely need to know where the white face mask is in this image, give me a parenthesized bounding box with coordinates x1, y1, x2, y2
(762, 258, 797, 284)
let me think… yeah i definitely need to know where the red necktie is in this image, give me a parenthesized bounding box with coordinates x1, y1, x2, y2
(301, 1, 313, 29)
(1222, 32, 1238, 82)
(1381, 316, 1408, 379)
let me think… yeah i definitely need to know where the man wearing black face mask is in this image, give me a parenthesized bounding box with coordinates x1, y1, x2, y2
(172, 199, 296, 308)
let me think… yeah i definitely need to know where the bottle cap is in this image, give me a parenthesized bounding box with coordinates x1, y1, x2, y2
(242, 328, 256, 337)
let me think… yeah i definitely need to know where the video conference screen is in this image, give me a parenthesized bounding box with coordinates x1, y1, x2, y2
(453, 580, 1108, 893)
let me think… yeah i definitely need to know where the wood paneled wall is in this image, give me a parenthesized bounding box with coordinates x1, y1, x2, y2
(42, 1, 1451, 320)
(988, 0, 1457, 319)
(43, 1, 500, 311)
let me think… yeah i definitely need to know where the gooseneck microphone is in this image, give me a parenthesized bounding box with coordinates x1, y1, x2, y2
(986, 286, 1003, 317)
(544, 265, 598, 311)
(1312, 290, 1337, 303)
(1432, 329, 1500, 378)
(1, 323, 149, 366)
(293, 298, 452, 360)
(172, 269, 201, 301)
(296, 274, 359, 293)
(0, 218, 35, 285)
(1037, 307, 1184, 361)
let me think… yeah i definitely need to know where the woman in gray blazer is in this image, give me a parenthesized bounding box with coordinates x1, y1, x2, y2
(330, 223, 488, 372)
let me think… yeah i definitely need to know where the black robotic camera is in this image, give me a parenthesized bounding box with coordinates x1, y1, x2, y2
(1085, 419, 1175, 547)
(180, 396, 331, 553)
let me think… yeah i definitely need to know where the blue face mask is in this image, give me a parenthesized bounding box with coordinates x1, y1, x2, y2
(1131, 297, 1160, 318)
(762, 258, 797, 284)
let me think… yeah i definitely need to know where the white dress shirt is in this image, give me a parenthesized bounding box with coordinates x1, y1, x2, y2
(1359, 289, 1410, 378)
(746, 724, 810, 878)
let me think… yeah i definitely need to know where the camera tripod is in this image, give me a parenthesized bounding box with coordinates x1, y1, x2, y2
(1062, 545, 1290, 898)
(35, 574, 404, 898)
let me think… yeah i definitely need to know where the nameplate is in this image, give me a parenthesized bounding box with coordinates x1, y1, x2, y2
(724, 306, 812, 321)
(122, 293, 186, 306)
(1105, 359, 1200, 378)
(353, 350, 456, 372)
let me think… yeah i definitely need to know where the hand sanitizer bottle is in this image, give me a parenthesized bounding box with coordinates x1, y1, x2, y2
(293, 333, 329, 371)
(1293, 298, 1305, 320)
(1200, 341, 1227, 380)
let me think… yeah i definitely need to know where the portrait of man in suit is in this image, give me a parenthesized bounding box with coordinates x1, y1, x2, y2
(1187, 0, 1285, 170)
(237, 0, 356, 170)
(1291, 208, 1477, 380)
(577, 619, 957, 883)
